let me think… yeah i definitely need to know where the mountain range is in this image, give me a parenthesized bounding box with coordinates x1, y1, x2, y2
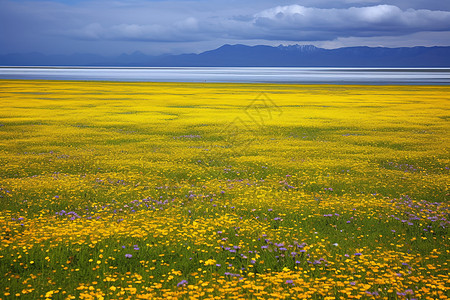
(1, 44, 450, 67)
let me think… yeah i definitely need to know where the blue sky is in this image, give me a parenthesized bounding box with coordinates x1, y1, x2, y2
(1, 0, 450, 55)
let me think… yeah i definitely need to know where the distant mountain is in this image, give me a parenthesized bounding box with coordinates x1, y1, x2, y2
(1, 44, 450, 67)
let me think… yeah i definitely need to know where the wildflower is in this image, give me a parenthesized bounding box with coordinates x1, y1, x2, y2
(224, 272, 240, 277)
(177, 280, 188, 287)
(125, 254, 132, 258)
(204, 259, 216, 266)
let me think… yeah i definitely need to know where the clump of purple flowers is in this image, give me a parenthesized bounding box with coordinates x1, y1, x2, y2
(177, 280, 188, 287)
(224, 272, 241, 277)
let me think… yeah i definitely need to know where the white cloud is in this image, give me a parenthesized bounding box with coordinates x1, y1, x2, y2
(252, 5, 450, 39)
(70, 4, 450, 43)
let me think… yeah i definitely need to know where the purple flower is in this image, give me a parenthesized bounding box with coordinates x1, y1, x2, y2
(224, 272, 240, 277)
(285, 280, 294, 285)
(125, 254, 132, 258)
(354, 253, 362, 256)
(177, 280, 188, 287)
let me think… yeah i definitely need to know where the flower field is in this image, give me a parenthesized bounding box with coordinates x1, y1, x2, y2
(0, 80, 448, 299)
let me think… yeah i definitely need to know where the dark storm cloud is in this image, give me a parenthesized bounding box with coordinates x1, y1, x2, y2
(1, 0, 450, 55)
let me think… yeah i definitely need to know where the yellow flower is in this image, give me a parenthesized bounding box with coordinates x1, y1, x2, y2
(204, 259, 216, 266)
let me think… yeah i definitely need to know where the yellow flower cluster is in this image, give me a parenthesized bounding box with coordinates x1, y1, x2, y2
(0, 80, 448, 299)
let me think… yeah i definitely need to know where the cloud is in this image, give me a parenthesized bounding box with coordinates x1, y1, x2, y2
(71, 17, 203, 42)
(2, 0, 450, 55)
(250, 5, 450, 40)
(67, 4, 450, 43)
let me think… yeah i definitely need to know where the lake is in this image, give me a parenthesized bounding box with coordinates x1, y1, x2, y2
(1, 67, 449, 84)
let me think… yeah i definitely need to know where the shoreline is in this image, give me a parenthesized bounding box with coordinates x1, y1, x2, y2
(1, 67, 449, 85)
(1, 78, 450, 87)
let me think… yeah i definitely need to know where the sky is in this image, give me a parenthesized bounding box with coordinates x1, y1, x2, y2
(1, 0, 450, 55)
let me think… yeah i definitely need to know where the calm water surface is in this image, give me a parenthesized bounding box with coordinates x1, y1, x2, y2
(1, 67, 449, 84)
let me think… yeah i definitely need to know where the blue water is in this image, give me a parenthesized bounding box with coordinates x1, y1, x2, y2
(1, 67, 449, 85)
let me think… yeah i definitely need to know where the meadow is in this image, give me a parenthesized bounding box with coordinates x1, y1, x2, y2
(0, 80, 448, 299)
